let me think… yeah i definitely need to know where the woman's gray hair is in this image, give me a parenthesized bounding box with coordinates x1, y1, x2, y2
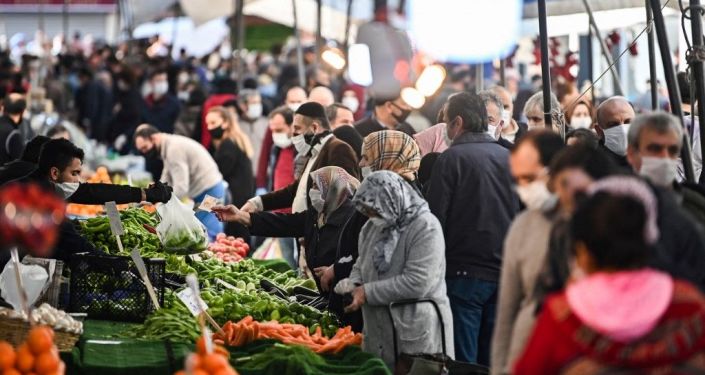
(627, 111, 684, 150)
(523, 91, 560, 117)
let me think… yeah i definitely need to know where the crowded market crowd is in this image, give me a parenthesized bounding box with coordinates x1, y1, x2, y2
(2, 36, 705, 374)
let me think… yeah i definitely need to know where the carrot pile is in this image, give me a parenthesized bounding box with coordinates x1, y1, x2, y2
(213, 316, 362, 354)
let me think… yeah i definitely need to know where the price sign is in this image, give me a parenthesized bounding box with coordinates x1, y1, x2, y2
(104, 201, 124, 236)
(177, 287, 209, 317)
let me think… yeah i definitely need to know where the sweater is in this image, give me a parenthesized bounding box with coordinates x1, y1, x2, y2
(159, 134, 223, 199)
(491, 209, 554, 375)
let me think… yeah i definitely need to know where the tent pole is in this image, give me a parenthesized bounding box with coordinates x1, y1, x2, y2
(499, 58, 506, 87)
(63, 0, 69, 46)
(236, 0, 245, 90)
(649, 0, 695, 182)
(587, 16, 595, 104)
(687, 0, 705, 184)
(344, 0, 353, 55)
(316, 0, 322, 66)
(538, 0, 553, 128)
(476, 64, 484, 93)
(581, 0, 625, 96)
(292, 0, 306, 88)
(646, 0, 658, 110)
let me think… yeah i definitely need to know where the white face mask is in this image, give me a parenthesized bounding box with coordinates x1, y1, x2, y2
(516, 180, 553, 210)
(640, 156, 678, 188)
(501, 111, 511, 125)
(288, 103, 302, 112)
(342, 97, 360, 113)
(247, 103, 263, 119)
(272, 132, 293, 149)
(56, 182, 80, 199)
(309, 188, 325, 213)
(361, 166, 373, 179)
(570, 116, 592, 129)
(487, 124, 498, 140)
(444, 123, 454, 146)
(177, 91, 190, 102)
(152, 81, 168, 98)
(291, 134, 309, 154)
(603, 124, 630, 156)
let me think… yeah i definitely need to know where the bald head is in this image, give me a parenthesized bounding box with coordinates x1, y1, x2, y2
(308, 86, 335, 107)
(285, 86, 308, 109)
(596, 96, 635, 130)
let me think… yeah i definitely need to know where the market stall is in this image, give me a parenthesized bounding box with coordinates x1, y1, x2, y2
(0, 178, 390, 375)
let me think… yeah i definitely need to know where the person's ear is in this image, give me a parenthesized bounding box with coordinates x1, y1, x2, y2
(49, 167, 60, 182)
(574, 241, 595, 274)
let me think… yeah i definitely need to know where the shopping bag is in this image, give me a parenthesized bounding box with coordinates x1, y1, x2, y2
(251, 238, 283, 260)
(156, 194, 208, 254)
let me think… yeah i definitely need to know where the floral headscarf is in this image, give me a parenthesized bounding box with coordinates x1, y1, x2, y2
(310, 166, 360, 226)
(352, 170, 429, 273)
(362, 130, 421, 181)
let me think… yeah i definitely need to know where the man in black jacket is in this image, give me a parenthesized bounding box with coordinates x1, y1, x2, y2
(427, 92, 520, 366)
(0, 93, 29, 165)
(354, 96, 416, 137)
(596, 96, 635, 170)
(0, 135, 48, 186)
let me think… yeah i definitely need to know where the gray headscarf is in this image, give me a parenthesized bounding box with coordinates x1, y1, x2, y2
(352, 170, 429, 273)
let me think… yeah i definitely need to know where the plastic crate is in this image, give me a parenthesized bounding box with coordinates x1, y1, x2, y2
(68, 252, 165, 322)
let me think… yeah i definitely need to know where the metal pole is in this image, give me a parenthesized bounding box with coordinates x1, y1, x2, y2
(646, 1, 658, 110)
(236, 0, 245, 90)
(688, 0, 705, 183)
(587, 18, 595, 104)
(292, 0, 306, 88)
(649, 0, 695, 182)
(39, 0, 45, 33)
(538, 0, 553, 128)
(344, 0, 353, 55)
(476, 64, 484, 93)
(63, 0, 69, 46)
(581, 0, 625, 96)
(316, 0, 322, 66)
(499, 58, 506, 87)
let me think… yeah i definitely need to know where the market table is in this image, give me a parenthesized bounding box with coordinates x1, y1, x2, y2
(62, 320, 390, 375)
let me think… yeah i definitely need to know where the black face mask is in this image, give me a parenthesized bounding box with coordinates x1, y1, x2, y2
(303, 132, 316, 145)
(4, 99, 26, 116)
(142, 147, 160, 160)
(208, 126, 225, 140)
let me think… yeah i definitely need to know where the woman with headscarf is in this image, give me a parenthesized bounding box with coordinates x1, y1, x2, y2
(212, 166, 364, 329)
(515, 176, 705, 374)
(359, 130, 422, 191)
(336, 171, 454, 368)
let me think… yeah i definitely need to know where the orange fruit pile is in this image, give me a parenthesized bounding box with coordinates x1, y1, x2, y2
(173, 337, 238, 375)
(0, 326, 65, 375)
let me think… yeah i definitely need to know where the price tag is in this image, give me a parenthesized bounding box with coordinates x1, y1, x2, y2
(104, 201, 124, 236)
(198, 195, 220, 212)
(177, 287, 208, 317)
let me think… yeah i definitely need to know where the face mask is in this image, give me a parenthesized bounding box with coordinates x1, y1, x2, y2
(571, 116, 592, 129)
(603, 124, 630, 156)
(288, 103, 301, 112)
(247, 103, 263, 119)
(56, 182, 79, 199)
(370, 217, 388, 227)
(392, 108, 411, 124)
(309, 188, 325, 213)
(152, 81, 168, 98)
(209, 126, 225, 140)
(177, 91, 190, 102)
(272, 132, 293, 148)
(361, 166, 373, 179)
(445, 120, 459, 144)
(142, 147, 160, 160)
(501, 111, 511, 125)
(291, 134, 309, 154)
(487, 124, 498, 140)
(639, 156, 678, 187)
(178, 72, 189, 85)
(342, 97, 360, 113)
(117, 81, 129, 92)
(4, 99, 26, 115)
(516, 180, 553, 210)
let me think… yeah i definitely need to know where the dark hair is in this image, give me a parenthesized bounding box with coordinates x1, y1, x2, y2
(38, 138, 84, 176)
(326, 103, 352, 124)
(446, 92, 487, 132)
(571, 192, 650, 269)
(565, 128, 599, 148)
(21, 135, 50, 163)
(269, 106, 294, 125)
(678, 71, 691, 105)
(512, 130, 565, 166)
(419, 152, 441, 186)
(149, 69, 167, 80)
(550, 144, 617, 180)
(46, 124, 69, 139)
(133, 124, 160, 141)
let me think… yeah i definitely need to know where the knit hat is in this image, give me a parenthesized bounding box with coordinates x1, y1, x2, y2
(295, 102, 327, 118)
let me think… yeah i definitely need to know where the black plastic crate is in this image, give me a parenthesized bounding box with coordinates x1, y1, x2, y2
(68, 252, 165, 322)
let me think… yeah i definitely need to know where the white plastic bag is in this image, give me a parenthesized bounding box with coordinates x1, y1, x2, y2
(0, 262, 49, 311)
(156, 194, 208, 254)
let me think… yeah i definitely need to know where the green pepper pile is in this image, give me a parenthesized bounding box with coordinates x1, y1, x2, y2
(79, 207, 162, 256)
(129, 285, 339, 342)
(192, 259, 317, 293)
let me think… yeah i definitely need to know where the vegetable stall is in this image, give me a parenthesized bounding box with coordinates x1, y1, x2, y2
(0, 189, 389, 375)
